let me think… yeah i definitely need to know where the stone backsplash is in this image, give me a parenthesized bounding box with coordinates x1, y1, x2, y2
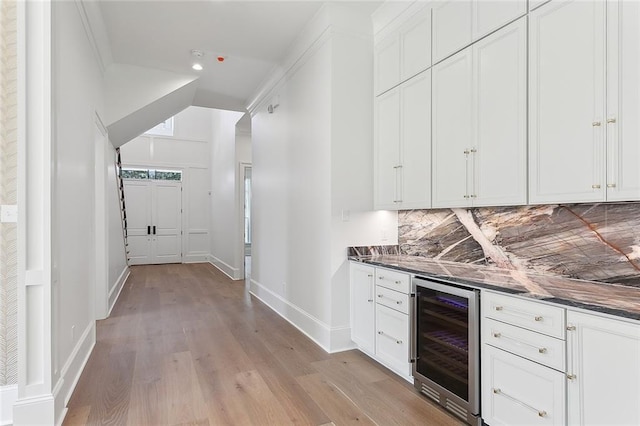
(398, 203, 640, 287)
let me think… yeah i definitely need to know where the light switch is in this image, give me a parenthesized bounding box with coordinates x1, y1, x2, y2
(1, 205, 17, 223)
(341, 209, 350, 222)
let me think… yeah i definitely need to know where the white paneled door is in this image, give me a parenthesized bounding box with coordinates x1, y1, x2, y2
(125, 179, 182, 265)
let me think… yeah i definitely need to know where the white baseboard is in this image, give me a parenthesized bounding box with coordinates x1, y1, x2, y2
(53, 322, 96, 426)
(108, 266, 129, 315)
(0, 385, 18, 426)
(12, 394, 55, 426)
(249, 278, 353, 353)
(183, 253, 210, 263)
(208, 255, 241, 280)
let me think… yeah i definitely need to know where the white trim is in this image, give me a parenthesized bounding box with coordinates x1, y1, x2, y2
(249, 279, 354, 354)
(12, 394, 54, 426)
(0, 385, 18, 426)
(108, 266, 129, 316)
(52, 322, 95, 426)
(183, 254, 209, 264)
(208, 255, 241, 280)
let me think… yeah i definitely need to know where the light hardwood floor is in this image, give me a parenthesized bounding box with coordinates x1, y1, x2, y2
(64, 263, 463, 426)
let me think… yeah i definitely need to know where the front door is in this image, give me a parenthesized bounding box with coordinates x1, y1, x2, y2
(125, 179, 182, 265)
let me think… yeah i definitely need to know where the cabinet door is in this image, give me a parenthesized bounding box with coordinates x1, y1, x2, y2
(350, 263, 376, 354)
(400, 6, 431, 81)
(375, 34, 401, 96)
(472, 18, 527, 207)
(432, 0, 472, 63)
(432, 48, 473, 208)
(375, 304, 410, 377)
(472, 0, 526, 41)
(374, 88, 401, 210)
(605, 0, 640, 201)
(399, 70, 431, 209)
(482, 345, 566, 426)
(529, 0, 606, 204)
(566, 311, 640, 425)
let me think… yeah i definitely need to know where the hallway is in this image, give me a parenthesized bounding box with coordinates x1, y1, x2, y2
(63, 264, 461, 425)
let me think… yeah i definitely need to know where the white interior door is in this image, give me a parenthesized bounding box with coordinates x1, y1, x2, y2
(124, 179, 182, 265)
(152, 181, 182, 264)
(124, 180, 153, 265)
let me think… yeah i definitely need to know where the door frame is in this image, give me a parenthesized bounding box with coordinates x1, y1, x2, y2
(238, 162, 251, 280)
(94, 112, 109, 320)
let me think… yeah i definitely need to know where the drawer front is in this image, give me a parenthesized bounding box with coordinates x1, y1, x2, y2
(483, 291, 565, 339)
(375, 304, 410, 376)
(482, 345, 566, 426)
(483, 318, 565, 372)
(376, 285, 410, 315)
(375, 268, 410, 294)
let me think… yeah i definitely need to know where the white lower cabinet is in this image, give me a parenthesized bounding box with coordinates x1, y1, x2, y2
(375, 303, 410, 377)
(482, 345, 565, 426)
(350, 262, 412, 381)
(350, 262, 376, 355)
(566, 311, 640, 425)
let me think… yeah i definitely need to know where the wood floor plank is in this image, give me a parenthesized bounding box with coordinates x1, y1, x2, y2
(296, 373, 377, 426)
(63, 263, 463, 426)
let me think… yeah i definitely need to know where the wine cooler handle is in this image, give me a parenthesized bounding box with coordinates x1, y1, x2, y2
(409, 293, 417, 363)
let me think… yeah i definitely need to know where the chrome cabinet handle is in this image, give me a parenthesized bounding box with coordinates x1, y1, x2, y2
(378, 330, 402, 345)
(377, 294, 402, 305)
(592, 121, 601, 126)
(607, 117, 616, 123)
(494, 305, 545, 323)
(592, 184, 601, 189)
(567, 324, 577, 380)
(493, 388, 547, 418)
(607, 183, 616, 188)
(492, 332, 547, 354)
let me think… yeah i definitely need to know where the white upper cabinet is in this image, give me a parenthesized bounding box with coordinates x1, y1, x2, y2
(472, 16, 527, 207)
(529, 0, 606, 204)
(400, 6, 432, 82)
(375, 34, 401, 96)
(432, 0, 472, 63)
(433, 0, 526, 64)
(433, 18, 527, 208)
(605, 0, 640, 201)
(375, 6, 431, 96)
(473, 0, 527, 41)
(374, 88, 401, 210)
(375, 70, 431, 210)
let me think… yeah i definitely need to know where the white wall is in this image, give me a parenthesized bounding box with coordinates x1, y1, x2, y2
(249, 4, 398, 352)
(209, 109, 245, 278)
(120, 106, 213, 263)
(50, 1, 104, 422)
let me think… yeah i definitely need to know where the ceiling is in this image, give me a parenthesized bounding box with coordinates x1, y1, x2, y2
(98, 1, 346, 110)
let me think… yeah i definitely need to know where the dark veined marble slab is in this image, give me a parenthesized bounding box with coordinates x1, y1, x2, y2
(349, 254, 640, 321)
(399, 203, 640, 287)
(347, 245, 400, 257)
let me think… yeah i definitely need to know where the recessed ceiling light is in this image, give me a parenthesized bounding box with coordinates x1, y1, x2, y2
(191, 49, 204, 71)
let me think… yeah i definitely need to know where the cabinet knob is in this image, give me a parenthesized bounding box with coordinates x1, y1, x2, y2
(607, 183, 616, 188)
(607, 117, 617, 124)
(592, 184, 601, 189)
(567, 374, 577, 380)
(534, 316, 543, 322)
(463, 195, 470, 199)
(470, 148, 477, 153)
(592, 121, 602, 127)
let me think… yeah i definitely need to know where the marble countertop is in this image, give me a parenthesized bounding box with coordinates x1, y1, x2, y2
(349, 254, 640, 321)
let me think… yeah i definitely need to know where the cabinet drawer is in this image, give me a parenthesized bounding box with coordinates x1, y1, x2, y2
(375, 268, 410, 294)
(376, 285, 409, 315)
(482, 345, 566, 426)
(483, 292, 565, 339)
(483, 318, 565, 372)
(376, 304, 410, 376)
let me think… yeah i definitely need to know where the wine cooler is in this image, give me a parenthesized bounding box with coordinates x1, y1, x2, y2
(412, 277, 480, 425)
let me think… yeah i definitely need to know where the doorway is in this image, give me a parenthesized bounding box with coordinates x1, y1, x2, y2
(243, 165, 252, 280)
(123, 169, 183, 265)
